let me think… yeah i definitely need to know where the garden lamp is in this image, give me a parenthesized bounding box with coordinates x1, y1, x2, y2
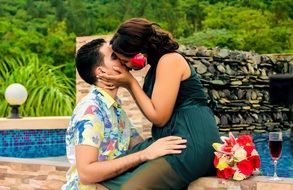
(4, 83, 28, 119)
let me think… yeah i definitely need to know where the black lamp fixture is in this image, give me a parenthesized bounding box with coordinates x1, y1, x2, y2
(269, 74, 293, 106)
(4, 83, 28, 119)
(269, 74, 293, 155)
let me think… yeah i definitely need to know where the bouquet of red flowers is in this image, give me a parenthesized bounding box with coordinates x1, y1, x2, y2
(212, 132, 261, 180)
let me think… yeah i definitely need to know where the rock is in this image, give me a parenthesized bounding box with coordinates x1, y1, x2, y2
(193, 60, 207, 74)
(219, 98, 230, 104)
(207, 65, 216, 74)
(217, 65, 226, 73)
(247, 63, 255, 75)
(211, 90, 220, 99)
(218, 49, 230, 58)
(231, 81, 242, 86)
(211, 80, 228, 86)
(184, 48, 197, 56)
(225, 64, 235, 75)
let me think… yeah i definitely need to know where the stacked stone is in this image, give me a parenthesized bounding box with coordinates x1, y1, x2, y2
(179, 46, 293, 133)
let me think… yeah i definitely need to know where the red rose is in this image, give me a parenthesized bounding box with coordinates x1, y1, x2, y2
(248, 155, 261, 169)
(237, 135, 253, 146)
(217, 167, 236, 179)
(130, 53, 146, 70)
(237, 159, 253, 176)
(243, 145, 254, 156)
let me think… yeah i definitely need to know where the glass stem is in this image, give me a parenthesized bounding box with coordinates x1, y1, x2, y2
(273, 160, 278, 177)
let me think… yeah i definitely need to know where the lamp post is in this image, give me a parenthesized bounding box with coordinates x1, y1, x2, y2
(4, 83, 28, 119)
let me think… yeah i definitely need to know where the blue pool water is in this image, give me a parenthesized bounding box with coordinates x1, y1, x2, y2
(0, 129, 292, 178)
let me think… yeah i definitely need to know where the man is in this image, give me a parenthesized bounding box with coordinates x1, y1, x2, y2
(62, 39, 187, 190)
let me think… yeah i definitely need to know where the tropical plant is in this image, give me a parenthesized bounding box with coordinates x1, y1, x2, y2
(0, 53, 75, 117)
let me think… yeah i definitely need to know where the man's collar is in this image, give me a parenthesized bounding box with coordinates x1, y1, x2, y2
(90, 85, 120, 109)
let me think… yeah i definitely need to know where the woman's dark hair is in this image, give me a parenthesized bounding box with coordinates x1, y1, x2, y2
(110, 18, 179, 66)
(76, 38, 106, 85)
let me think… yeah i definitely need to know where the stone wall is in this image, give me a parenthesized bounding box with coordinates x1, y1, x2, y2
(181, 46, 293, 134)
(76, 36, 293, 136)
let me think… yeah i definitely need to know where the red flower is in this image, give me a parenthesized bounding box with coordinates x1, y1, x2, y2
(237, 159, 253, 176)
(248, 155, 261, 170)
(243, 145, 254, 156)
(130, 53, 146, 70)
(237, 135, 253, 146)
(213, 155, 219, 167)
(217, 167, 236, 179)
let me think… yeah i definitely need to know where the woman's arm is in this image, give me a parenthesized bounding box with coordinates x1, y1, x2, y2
(76, 136, 186, 184)
(127, 55, 182, 126)
(106, 53, 190, 126)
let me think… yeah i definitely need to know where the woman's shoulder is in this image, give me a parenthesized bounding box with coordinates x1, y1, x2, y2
(159, 52, 186, 64)
(157, 52, 191, 80)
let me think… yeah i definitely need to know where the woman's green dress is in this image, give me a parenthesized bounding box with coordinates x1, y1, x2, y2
(102, 61, 221, 189)
(142, 62, 221, 182)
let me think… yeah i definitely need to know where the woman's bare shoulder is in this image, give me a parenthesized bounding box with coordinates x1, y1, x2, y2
(158, 53, 187, 68)
(159, 52, 185, 62)
(159, 52, 186, 64)
(158, 52, 190, 80)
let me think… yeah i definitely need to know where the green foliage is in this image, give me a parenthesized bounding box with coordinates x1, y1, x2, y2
(0, 54, 75, 117)
(178, 29, 239, 49)
(198, 2, 293, 53)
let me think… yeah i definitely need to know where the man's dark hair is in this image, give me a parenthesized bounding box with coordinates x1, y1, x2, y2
(76, 38, 106, 85)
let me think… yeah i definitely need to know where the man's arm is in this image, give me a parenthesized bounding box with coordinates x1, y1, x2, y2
(76, 136, 187, 185)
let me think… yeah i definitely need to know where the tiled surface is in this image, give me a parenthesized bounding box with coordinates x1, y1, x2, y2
(0, 129, 66, 158)
(188, 176, 293, 190)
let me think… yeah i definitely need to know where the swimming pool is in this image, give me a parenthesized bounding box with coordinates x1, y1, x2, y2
(0, 129, 66, 158)
(0, 129, 292, 178)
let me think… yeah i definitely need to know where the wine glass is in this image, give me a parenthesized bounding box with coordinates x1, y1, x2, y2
(268, 131, 283, 180)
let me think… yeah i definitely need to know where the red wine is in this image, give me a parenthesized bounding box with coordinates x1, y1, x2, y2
(269, 140, 282, 160)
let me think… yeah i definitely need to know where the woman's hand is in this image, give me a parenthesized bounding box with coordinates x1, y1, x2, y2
(141, 136, 187, 161)
(97, 66, 136, 89)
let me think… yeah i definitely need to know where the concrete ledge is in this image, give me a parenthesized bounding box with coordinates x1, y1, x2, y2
(188, 176, 293, 190)
(0, 157, 292, 190)
(0, 116, 70, 130)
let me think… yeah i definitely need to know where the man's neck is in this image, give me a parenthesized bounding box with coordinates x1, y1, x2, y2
(95, 82, 118, 99)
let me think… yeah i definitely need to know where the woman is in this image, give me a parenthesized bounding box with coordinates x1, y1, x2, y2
(99, 18, 221, 190)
